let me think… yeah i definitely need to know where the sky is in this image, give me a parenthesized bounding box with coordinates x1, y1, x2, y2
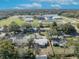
(0, 0, 79, 9)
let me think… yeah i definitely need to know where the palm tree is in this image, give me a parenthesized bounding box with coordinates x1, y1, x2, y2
(47, 22, 58, 58)
(46, 31, 55, 57)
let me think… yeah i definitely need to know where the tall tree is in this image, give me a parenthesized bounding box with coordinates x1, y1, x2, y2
(50, 22, 57, 29)
(23, 48, 35, 59)
(27, 38, 34, 48)
(3, 25, 8, 32)
(46, 31, 55, 57)
(8, 21, 20, 33)
(74, 41, 79, 59)
(61, 23, 76, 34)
(0, 40, 18, 59)
(22, 23, 32, 29)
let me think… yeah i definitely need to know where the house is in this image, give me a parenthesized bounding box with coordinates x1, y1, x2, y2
(39, 28, 50, 32)
(43, 14, 62, 21)
(34, 38, 48, 48)
(0, 27, 4, 32)
(34, 34, 48, 48)
(36, 55, 47, 59)
(35, 14, 62, 22)
(51, 37, 67, 47)
(0, 33, 6, 38)
(52, 15, 62, 20)
(19, 15, 34, 22)
(36, 16, 46, 20)
(29, 28, 38, 33)
(10, 34, 35, 46)
(43, 15, 53, 20)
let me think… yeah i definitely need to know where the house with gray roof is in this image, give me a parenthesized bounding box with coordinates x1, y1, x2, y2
(36, 55, 47, 59)
(51, 36, 67, 47)
(34, 34, 48, 48)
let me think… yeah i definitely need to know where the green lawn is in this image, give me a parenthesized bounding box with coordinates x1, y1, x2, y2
(31, 20, 40, 28)
(0, 16, 26, 26)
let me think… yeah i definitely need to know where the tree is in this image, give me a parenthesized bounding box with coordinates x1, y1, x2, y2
(48, 54, 62, 59)
(61, 23, 76, 34)
(23, 48, 35, 59)
(3, 25, 8, 32)
(33, 16, 37, 20)
(50, 22, 57, 29)
(0, 40, 18, 59)
(50, 22, 76, 35)
(49, 22, 61, 36)
(27, 38, 34, 48)
(51, 29, 59, 35)
(77, 23, 79, 28)
(8, 21, 20, 33)
(22, 23, 32, 29)
(74, 41, 79, 59)
(39, 23, 44, 28)
(46, 31, 55, 57)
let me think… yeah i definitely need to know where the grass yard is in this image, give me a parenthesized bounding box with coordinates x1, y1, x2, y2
(0, 16, 26, 26)
(39, 46, 74, 55)
(66, 37, 78, 42)
(39, 32, 47, 36)
(31, 20, 40, 28)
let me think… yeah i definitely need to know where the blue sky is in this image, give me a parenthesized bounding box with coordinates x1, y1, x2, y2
(0, 0, 79, 9)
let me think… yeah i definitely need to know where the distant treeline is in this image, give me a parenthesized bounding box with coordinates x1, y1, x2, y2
(0, 9, 79, 19)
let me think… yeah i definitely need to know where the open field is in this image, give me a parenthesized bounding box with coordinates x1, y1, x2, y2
(0, 16, 25, 26)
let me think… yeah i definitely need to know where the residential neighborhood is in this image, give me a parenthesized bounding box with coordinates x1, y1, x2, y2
(0, 0, 79, 58)
(0, 12, 79, 59)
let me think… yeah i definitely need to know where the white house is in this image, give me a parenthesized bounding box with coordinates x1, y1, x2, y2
(19, 15, 34, 22)
(0, 27, 4, 32)
(34, 34, 48, 47)
(10, 34, 34, 45)
(34, 38, 48, 46)
(39, 28, 50, 32)
(43, 14, 62, 21)
(36, 55, 47, 59)
(0, 33, 6, 38)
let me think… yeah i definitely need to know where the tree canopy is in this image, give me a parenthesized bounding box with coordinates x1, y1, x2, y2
(0, 40, 18, 59)
(8, 21, 20, 32)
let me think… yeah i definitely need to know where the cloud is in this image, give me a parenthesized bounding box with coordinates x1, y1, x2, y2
(33, 0, 79, 5)
(14, 3, 42, 9)
(13, 7, 23, 9)
(0, 0, 10, 2)
(33, 0, 52, 2)
(57, 0, 79, 5)
(51, 4, 61, 9)
(56, 0, 73, 5)
(20, 3, 42, 8)
(72, 2, 79, 5)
